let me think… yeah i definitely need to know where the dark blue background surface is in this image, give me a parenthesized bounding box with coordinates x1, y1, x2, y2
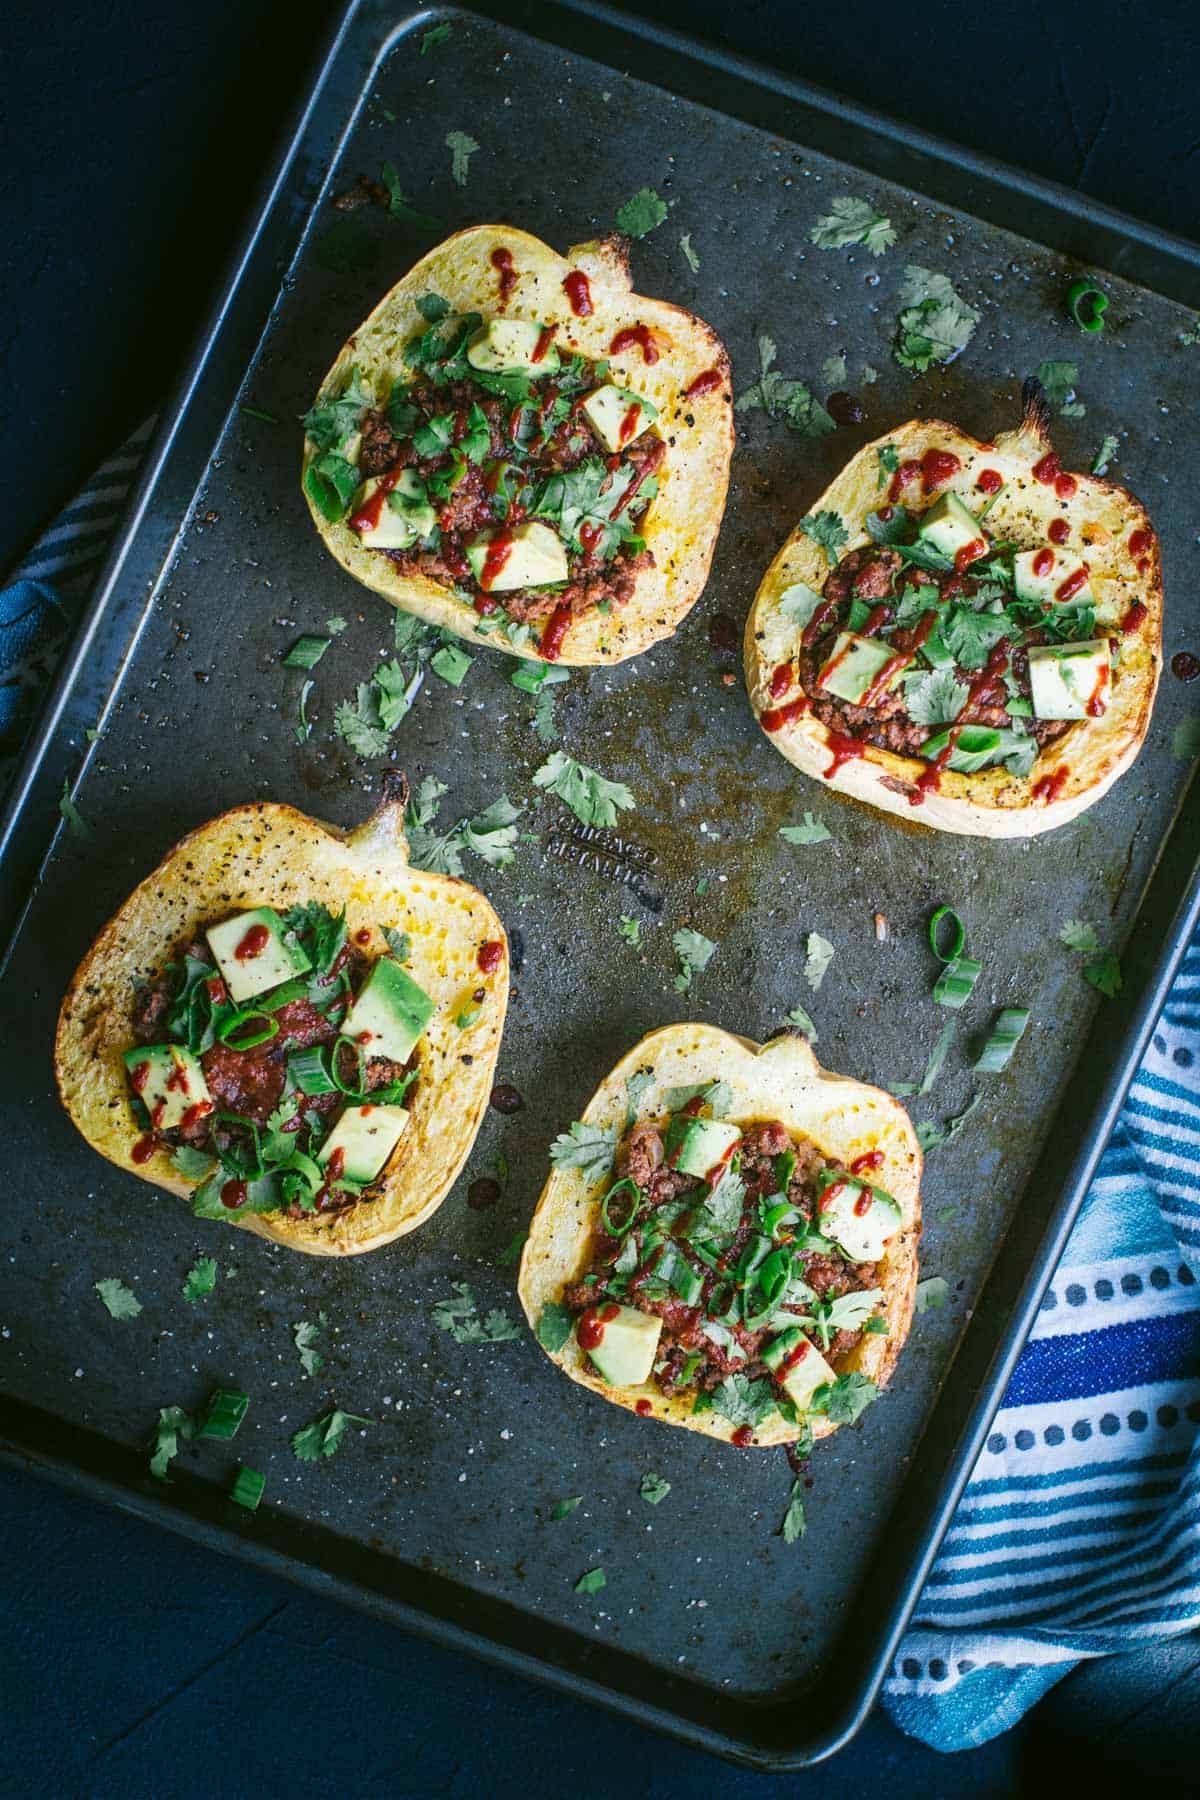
(6, 2, 1200, 1791)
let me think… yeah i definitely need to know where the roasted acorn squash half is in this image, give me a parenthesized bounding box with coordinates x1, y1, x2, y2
(518, 1025, 921, 1447)
(745, 382, 1162, 836)
(302, 224, 733, 667)
(55, 777, 508, 1256)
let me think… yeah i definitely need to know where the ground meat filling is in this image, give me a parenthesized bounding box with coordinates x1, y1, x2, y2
(357, 335, 661, 640)
(564, 1114, 884, 1402)
(797, 540, 1072, 763)
(130, 931, 416, 1218)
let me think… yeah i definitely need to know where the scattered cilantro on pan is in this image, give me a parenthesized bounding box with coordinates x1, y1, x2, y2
(640, 1473, 671, 1506)
(95, 1278, 141, 1320)
(893, 266, 980, 373)
(810, 196, 896, 256)
(915, 1276, 950, 1314)
(379, 163, 441, 229)
(811, 1371, 877, 1424)
(326, 615, 348, 635)
(618, 915, 643, 949)
(779, 812, 830, 846)
(782, 1480, 807, 1544)
(182, 1257, 218, 1304)
(1059, 919, 1102, 954)
(892, 1017, 957, 1098)
(673, 928, 716, 993)
(786, 1005, 819, 1041)
(798, 511, 849, 562)
(59, 780, 89, 839)
(615, 188, 668, 237)
(536, 1303, 574, 1353)
(445, 130, 480, 187)
(1084, 951, 1123, 999)
(421, 22, 452, 52)
(1173, 717, 1200, 762)
(712, 1374, 778, 1430)
(735, 336, 835, 438)
(149, 1405, 193, 1481)
(434, 1281, 521, 1345)
(532, 682, 561, 744)
(1091, 434, 1120, 475)
(334, 682, 394, 758)
(679, 233, 700, 272)
(291, 1409, 370, 1462)
(820, 354, 847, 389)
(230, 1466, 266, 1511)
(1034, 360, 1086, 417)
(550, 1495, 583, 1520)
(904, 667, 969, 727)
(549, 1122, 618, 1183)
(916, 1092, 980, 1151)
(405, 778, 520, 874)
(431, 642, 474, 687)
(293, 1312, 328, 1377)
(496, 1232, 527, 1267)
(575, 1567, 606, 1596)
(533, 751, 634, 828)
(804, 932, 835, 992)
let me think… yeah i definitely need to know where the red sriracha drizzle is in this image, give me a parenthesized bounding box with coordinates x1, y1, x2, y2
(221, 1177, 247, 1208)
(540, 601, 572, 662)
(1032, 547, 1055, 579)
(683, 368, 721, 400)
(477, 939, 504, 974)
(609, 324, 659, 365)
(130, 1060, 151, 1095)
(1048, 518, 1070, 545)
(1032, 451, 1062, 486)
(731, 1425, 754, 1448)
(976, 468, 1003, 496)
(955, 538, 987, 574)
(769, 661, 793, 699)
(851, 1150, 885, 1175)
(910, 733, 958, 805)
(1055, 564, 1091, 604)
(617, 403, 642, 448)
(1055, 473, 1078, 501)
(1032, 767, 1070, 803)
(179, 1100, 213, 1135)
(823, 731, 867, 779)
(490, 246, 517, 304)
(577, 1303, 620, 1350)
(349, 465, 403, 534)
(635, 1398, 653, 1416)
(1122, 600, 1148, 634)
(778, 1337, 811, 1377)
(760, 696, 809, 733)
(921, 448, 960, 494)
(531, 325, 556, 365)
(235, 922, 270, 961)
(131, 1135, 156, 1165)
(562, 270, 593, 317)
(480, 530, 514, 591)
(853, 1188, 874, 1217)
(887, 458, 921, 504)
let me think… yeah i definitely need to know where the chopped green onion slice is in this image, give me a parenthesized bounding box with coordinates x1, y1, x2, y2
(1066, 278, 1108, 333)
(217, 1009, 280, 1051)
(230, 1465, 266, 1511)
(773, 1150, 795, 1197)
(668, 1258, 703, 1305)
(933, 955, 982, 1010)
(600, 1177, 640, 1238)
(262, 978, 308, 1011)
(761, 1201, 797, 1237)
(975, 1007, 1031, 1073)
(288, 1046, 336, 1096)
(330, 1034, 367, 1098)
(196, 1388, 250, 1442)
(282, 634, 332, 670)
(929, 905, 965, 965)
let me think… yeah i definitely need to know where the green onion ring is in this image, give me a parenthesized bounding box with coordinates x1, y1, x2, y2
(928, 904, 965, 965)
(330, 1034, 367, 1098)
(217, 1009, 279, 1051)
(600, 1177, 640, 1238)
(1066, 279, 1108, 334)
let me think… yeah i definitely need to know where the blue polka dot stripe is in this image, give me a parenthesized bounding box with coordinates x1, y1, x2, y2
(885, 933, 1200, 1752)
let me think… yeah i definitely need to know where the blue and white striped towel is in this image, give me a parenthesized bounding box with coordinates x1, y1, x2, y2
(4, 423, 1199, 1755)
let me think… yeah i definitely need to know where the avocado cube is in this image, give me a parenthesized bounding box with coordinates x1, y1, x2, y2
(581, 383, 657, 454)
(205, 908, 311, 1005)
(342, 957, 433, 1064)
(464, 521, 568, 592)
(662, 1116, 742, 1180)
(582, 1305, 662, 1388)
(466, 317, 560, 376)
(350, 476, 425, 550)
(1027, 640, 1111, 720)
(917, 492, 984, 560)
(762, 1328, 837, 1413)
(1012, 548, 1095, 608)
(123, 1044, 212, 1131)
(318, 1103, 409, 1184)
(819, 1177, 903, 1263)
(816, 632, 903, 705)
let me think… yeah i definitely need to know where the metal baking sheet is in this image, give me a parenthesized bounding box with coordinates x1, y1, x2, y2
(3, 0, 1200, 1768)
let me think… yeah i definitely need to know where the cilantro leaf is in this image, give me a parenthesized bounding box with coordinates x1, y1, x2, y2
(378, 163, 442, 229)
(182, 1258, 217, 1304)
(171, 1145, 216, 1182)
(917, 1092, 980, 1151)
(1173, 716, 1200, 762)
(421, 22, 452, 53)
(149, 1405, 193, 1481)
(59, 780, 89, 839)
(549, 1122, 618, 1183)
(625, 1068, 655, 1130)
(1084, 951, 1122, 998)
(95, 1277, 141, 1320)
(786, 1004, 818, 1041)
(575, 1567, 606, 1595)
(1092, 434, 1120, 475)
(290, 1409, 370, 1462)
(618, 915, 643, 949)
(462, 795, 521, 868)
(662, 1079, 732, 1115)
(810, 196, 896, 256)
(941, 604, 1014, 672)
(616, 188, 668, 237)
(640, 1473, 671, 1506)
(434, 1281, 522, 1345)
(445, 130, 479, 187)
(679, 233, 700, 272)
(893, 266, 980, 372)
(712, 1373, 778, 1430)
(782, 1479, 807, 1544)
(821, 353, 847, 388)
(905, 667, 969, 726)
(735, 336, 835, 438)
(293, 1312, 328, 1377)
(550, 1495, 582, 1520)
(496, 1231, 527, 1266)
(804, 932, 835, 992)
(533, 751, 634, 827)
(1059, 918, 1102, 954)
(1034, 359, 1085, 417)
(915, 1276, 950, 1314)
(532, 682, 561, 744)
(302, 367, 370, 453)
(799, 511, 849, 562)
(334, 683, 393, 758)
(779, 812, 830, 846)
(673, 928, 716, 993)
(811, 1371, 877, 1424)
(777, 581, 825, 626)
(536, 1303, 574, 1353)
